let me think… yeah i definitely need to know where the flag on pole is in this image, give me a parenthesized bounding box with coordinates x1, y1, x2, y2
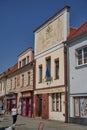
(46, 66, 50, 79)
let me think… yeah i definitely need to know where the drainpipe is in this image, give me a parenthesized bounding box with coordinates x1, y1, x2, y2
(64, 41, 70, 123)
(67, 42, 70, 123)
(64, 43, 68, 123)
(32, 60, 36, 118)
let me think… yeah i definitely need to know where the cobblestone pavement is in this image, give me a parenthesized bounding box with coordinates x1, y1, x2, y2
(0, 114, 87, 130)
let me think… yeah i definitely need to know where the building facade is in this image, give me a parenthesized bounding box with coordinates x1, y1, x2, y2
(34, 6, 70, 122)
(18, 48, 34, 117)
(0, 73, 6, 110)
(0, 48, 34, 117)
(67, 22, 87, 125)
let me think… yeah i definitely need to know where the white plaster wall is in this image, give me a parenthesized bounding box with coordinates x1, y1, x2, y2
(69, 37, 87, 94)
(69, 96, 74, 117)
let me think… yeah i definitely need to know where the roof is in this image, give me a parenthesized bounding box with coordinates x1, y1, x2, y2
(4, 63, 18, 76)
(70, 27, 77, 34)
(68, 21, 87, 40)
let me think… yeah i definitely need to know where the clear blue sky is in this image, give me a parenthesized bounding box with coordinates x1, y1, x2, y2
(0, 0, 87, 73)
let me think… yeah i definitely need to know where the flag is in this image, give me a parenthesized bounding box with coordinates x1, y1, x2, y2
(46, 67, 50, 78)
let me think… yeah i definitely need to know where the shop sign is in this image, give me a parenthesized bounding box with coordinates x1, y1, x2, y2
(22, 92, 31, 97)
(6, 93, 16, 99)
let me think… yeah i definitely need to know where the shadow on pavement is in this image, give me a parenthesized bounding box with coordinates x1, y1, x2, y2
(0, 127, 6, 130)
(0, 126, 15, 130)
(16, 123, 26, 126)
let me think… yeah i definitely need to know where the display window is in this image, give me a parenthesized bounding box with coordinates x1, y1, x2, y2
(74, 97, 87, 118)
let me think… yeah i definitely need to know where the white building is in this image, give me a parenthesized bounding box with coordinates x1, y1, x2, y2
(67, 21, 87, 125)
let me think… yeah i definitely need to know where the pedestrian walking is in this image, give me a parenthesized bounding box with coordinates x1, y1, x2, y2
(11, 104, 18, 127)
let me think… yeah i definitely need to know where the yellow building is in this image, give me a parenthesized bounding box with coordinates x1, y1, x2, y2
(0, 48, 34, 117)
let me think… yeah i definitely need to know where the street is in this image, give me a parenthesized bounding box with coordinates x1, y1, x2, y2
(0, 114, 87, 130)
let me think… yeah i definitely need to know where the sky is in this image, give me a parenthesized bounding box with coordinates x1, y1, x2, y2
(0, 0, 87, 74)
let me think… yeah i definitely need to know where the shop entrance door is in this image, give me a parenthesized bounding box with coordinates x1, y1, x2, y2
(7, 99, 17, 113)
(22, 98, 32, 117)
(27, 98, 32, 117)
(38, 95, 42, 117)
(7, 100, 11, 113)
(22, 98, 26, 116)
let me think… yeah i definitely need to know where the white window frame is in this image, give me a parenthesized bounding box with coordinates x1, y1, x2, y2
(52, 93, 62, 112)
(76, 46, 87, 66)
(74, 97, 87, 118)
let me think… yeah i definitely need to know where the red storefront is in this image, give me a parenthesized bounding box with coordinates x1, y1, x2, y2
(6, 93, 17, 113)
(21, 91, 33, 117)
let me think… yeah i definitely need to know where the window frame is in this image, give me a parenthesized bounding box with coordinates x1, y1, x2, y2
(45, 56, 51, 81)
(10, 79, 12, 90)
(39, 64, 42, 83)
(14, 77, 16, 89)
(22, 58, 26, 67)
(0, 82, 2, 91)
(22, 74, 24, 87)
(74, 96, 87, 118)
(27, 56, 29, 64)
(55, 58, 59, 79)
(52, 93, 62, 112)
(76, 46, 87, 66)
(28, 72, 30, 85)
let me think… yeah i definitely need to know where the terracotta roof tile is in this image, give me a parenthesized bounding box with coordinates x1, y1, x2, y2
(68, 21, 87, 40)
(70, 27, 77, 34)
(4, 63, 18, 76)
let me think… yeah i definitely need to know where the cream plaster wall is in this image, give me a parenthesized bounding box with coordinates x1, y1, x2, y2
(18, 49, 34, 68)
(19, 51, 32, 61)
(36, 47, 65, 89)
(0, 81, 5, 95)
(7, 68, 33, 93)
(17, 92, 22, 114)
(35, 15, 64, 55)
(20, 69, 33, 87)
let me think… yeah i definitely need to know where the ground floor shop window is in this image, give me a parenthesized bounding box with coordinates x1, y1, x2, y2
(22, 97, 32, 117)
(74, 97, 87, 117)
(52, 93, 61, 112)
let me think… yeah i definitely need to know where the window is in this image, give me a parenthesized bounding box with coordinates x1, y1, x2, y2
(0, 82, 2, 91)
(17, 75, 20, 86)
(39, 65, 42, 83)
(27, 56, 29, 64)
(22, 74, 24, 87)
(19, 61, 21, 68)
(84, 47, 87, 63)
(28, 72, 30, 85)
(55, 59, 59, 79)
(74, 97, 87, 117)
(52, 93, 61, 112)
(46, 57, 51, 81)
(52, 94, 55, 111)
(76, 46, 87, 66)
(22, 58, 26, 67)
(74, 97, 80, 117)
(10, 79, 12, 90)
(14, 77, 16, 89)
